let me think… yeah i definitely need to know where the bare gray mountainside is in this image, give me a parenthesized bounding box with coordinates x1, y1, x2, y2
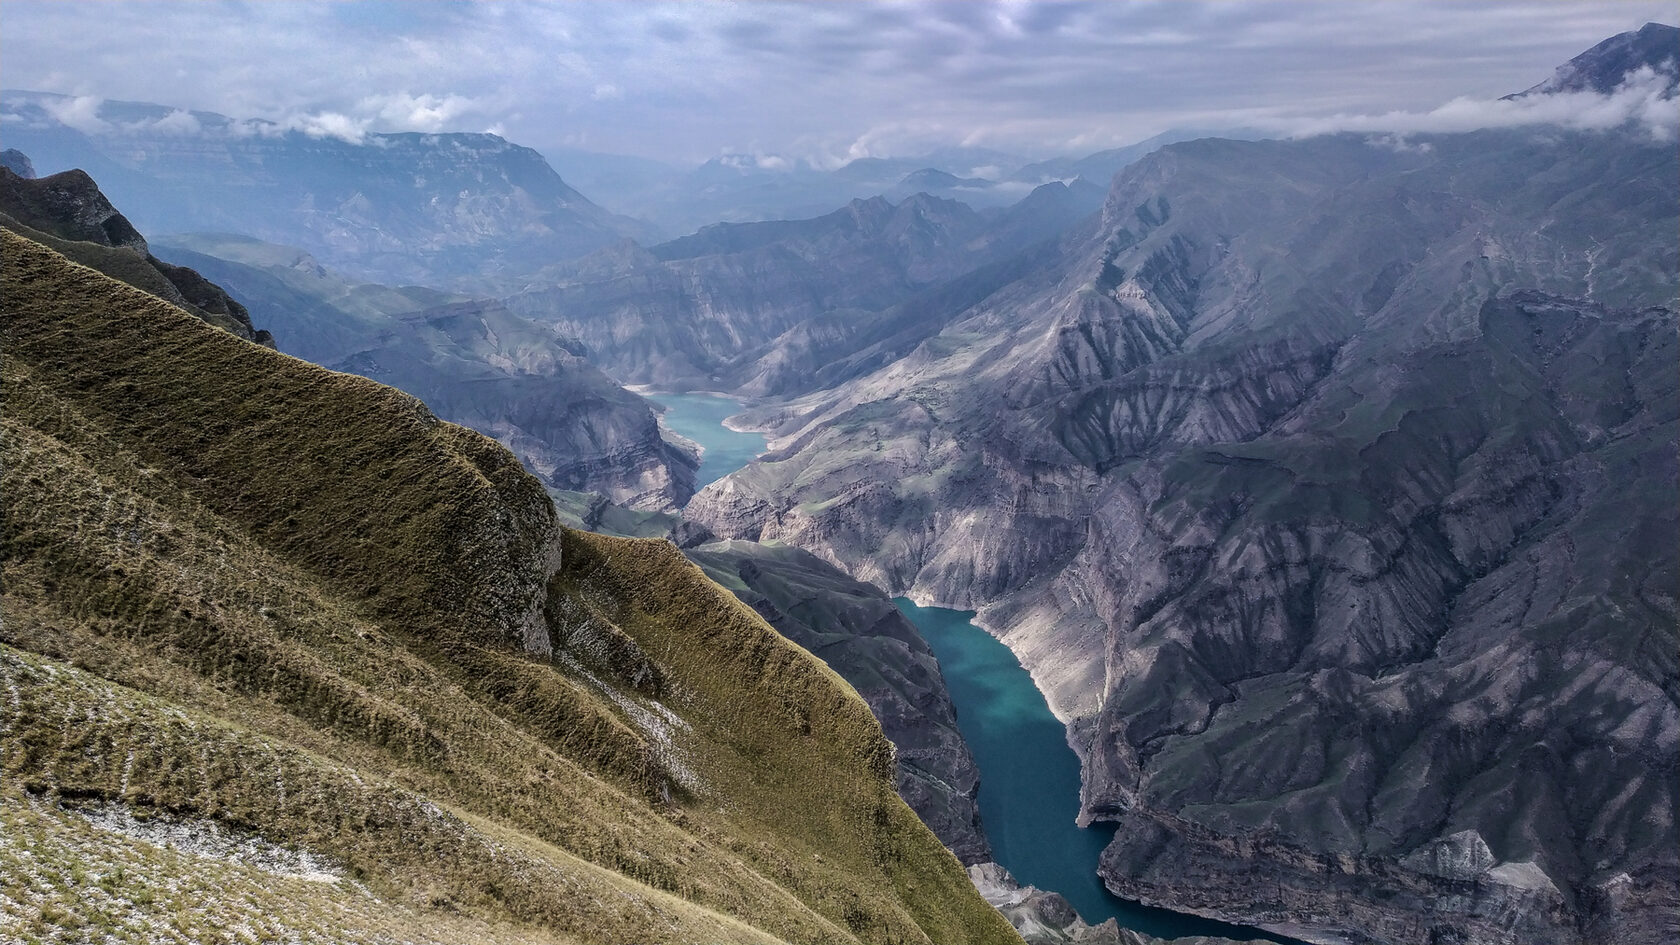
(0, 92, 656, 290)
(968, 863, 1263, 945)
(154, 234, 697, 512)
(504, 186, 1099, 394)
(0, 163, 271, 346)
(686, 124, 1679, 944)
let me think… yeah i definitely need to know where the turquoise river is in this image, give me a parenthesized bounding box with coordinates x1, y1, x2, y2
(657, 392, 1295, 944)
(651, 392, 771, 489)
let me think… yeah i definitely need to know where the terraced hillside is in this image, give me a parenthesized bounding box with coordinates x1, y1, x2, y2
(0, 229, 1020, 945)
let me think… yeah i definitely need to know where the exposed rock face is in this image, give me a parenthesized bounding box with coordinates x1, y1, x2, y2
(686, 122, 1679, 944)
(685, 539, 991, 864)
(504, 188, 1097, 393)
(967, 863, 1261, 945)
(0, 92, 655, 290)
(0, 165, 146, 249)
(156, 235, 697, 512)
(0, 164, 271, 345)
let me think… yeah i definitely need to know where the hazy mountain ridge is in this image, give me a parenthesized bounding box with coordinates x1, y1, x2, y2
(0, 91, 657, 290)
(549, 145, 1036, 236)
(506, 185, 1102, 394)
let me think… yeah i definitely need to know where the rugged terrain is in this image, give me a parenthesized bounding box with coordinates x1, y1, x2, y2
(685, 62, 1680, 945)
(155, 233, 698, 510)
(545, 491, 992, 868)
(0, 92, 655, 290)
(1, 165, 270, 346)
(687, 539, 992, 865)
(505, 185, 1100, 394)
(0, 228, 1021, 945)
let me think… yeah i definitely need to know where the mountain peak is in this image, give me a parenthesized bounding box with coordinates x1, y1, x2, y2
(0, 148, 34, 178)
(1506, 21, 1679, 98)
(1, 165, 147, 252)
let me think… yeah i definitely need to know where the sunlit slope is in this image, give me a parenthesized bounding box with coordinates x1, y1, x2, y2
(0, 229, 1019, 945)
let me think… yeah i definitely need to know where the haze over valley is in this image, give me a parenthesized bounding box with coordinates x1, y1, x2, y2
(2, 4, 1675, 945)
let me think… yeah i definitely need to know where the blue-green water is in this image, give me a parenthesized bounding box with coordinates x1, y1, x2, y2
(897, 599, 1299, 944)
(649, 393, 768, 490)
(651, 395, 1293, 942)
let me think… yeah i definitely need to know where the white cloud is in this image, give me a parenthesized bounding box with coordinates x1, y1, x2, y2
(283, 111, 371, 143)
(359, 92, 477, 132)
(1280, 65, 1679, 142)
(1, 1, 1675, 163)
(42, 94, 108, 134)
(145, 108, 202, 135)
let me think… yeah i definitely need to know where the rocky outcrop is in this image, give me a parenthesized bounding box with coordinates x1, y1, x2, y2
(0, 92, 656, 291)
(0, 163, 272, 345)
(687, 118, 1679, 945)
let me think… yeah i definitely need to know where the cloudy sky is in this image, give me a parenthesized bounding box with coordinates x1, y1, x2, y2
(2, 1, 1672, 165)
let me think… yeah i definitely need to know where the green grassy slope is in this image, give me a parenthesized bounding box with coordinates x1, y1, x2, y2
(0, 229, 1018, 945)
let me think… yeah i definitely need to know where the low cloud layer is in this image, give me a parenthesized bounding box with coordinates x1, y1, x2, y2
(1281, 64, 1678, 141)
(3, 1, 1674, 164)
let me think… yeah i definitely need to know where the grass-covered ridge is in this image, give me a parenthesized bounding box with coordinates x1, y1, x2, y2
(0, 229, 1019, 945)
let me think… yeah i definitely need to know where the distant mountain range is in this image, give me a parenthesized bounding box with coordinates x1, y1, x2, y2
(545, 136, 1260, 237)
(505, 182, 1105, 395)
(0, 91, 659, 290)
(1, 87, 1261, 288)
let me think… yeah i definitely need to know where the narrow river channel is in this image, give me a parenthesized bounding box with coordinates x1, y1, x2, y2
(654, 391, 1296, 944)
